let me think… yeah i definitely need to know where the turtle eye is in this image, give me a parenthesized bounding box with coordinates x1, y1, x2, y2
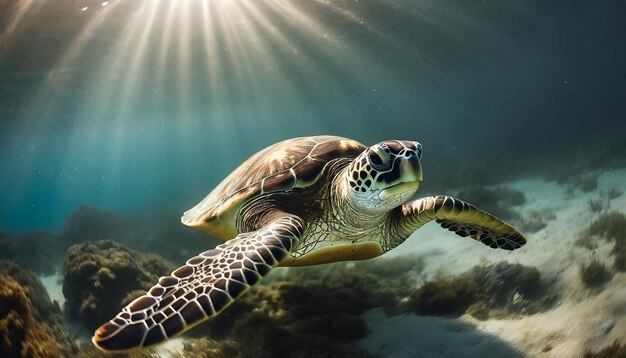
(368, 149, 389, 171)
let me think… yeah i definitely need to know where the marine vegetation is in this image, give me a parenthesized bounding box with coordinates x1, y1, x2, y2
(578, 258, 612, 288)
(0, 260, 62, 323)
(62, 240, 174, 330)
(583, 341, 626, 358)
(587, 198, 606, 214)
(519, 210, 556, 234)
(0, 261, 77, 357)
(585, 211, 626, 271)
(0, 274, 61, 357)
(408, 262, 555, 319)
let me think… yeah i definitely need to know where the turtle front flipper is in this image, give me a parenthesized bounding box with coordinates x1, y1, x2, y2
(397, 195, 526, 251)
(92, 214, 304, 352)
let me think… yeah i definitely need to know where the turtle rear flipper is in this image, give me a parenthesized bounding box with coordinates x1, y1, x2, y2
(92, 214, 304, 352)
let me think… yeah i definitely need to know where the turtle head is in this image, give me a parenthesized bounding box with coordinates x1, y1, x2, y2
(344, 140, 423, 212)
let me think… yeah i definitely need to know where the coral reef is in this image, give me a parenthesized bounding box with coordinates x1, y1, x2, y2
(0, 274, 62, 357)
(62, 240, 174, 330)
(0, 231, 60, 275)
(0, 261, 62, 323)
(408, 262, 555, 319)
(0, 261, 77, 356)
(455, 185, 526, 221)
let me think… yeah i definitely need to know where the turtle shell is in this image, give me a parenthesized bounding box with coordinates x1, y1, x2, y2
(181, 135, 366, 239)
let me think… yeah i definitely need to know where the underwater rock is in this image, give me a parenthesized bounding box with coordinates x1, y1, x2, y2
(409, 262, 555, 319)
(62, 240, 174, 330)
(0, 231, 60, 275)
(0, 261, 62, 323)
(58, 205, 212, 264)
(0, 274, 62, 358)
(0, 261, 77, 357)
(58, 206, 139, 249)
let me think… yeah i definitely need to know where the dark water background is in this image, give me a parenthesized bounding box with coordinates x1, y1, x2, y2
(1, 0, 625, 232)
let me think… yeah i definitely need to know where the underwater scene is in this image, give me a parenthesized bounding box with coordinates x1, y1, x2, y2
(1, 0, 625, 357)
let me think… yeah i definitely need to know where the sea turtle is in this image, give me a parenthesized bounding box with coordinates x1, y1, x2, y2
(92, 135, 526, 351)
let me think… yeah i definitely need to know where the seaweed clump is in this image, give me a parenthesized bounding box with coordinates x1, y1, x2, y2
(0, 262, 72, 357)
(408, 262, 555, 319)
(586, 211, 626, 271)
(184, 256, 424, 358)
(0, 274, 62, 357)
(519, 210, 556, 234)
(578, 259, 612, 288)
(583, 341, 626, 358)
(62, 240, 174, 330)
(0, 261, 77, 356)
(0, 261, 62, 323)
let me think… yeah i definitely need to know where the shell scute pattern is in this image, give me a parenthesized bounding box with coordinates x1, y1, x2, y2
(181, 136, 365, 226)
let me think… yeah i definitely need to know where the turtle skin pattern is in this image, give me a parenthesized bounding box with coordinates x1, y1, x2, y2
(92, 215, 304, 351)
(399, 196, 525, 250)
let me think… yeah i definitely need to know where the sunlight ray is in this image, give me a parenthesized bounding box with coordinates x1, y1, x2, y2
(155, 0, 181, 97)
(0, 0, 41, 55)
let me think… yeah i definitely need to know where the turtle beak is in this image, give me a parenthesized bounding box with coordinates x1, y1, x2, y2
(378, 155, 422, 201)
(416, 159, 423, 181)
(400, 152, 423, 183)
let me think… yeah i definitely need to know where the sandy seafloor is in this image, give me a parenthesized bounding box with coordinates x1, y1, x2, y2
(356, 168, 626, 357)
(36, 168, 625, 357)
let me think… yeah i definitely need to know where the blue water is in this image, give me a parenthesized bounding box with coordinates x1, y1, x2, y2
(1, 0, 624, 232)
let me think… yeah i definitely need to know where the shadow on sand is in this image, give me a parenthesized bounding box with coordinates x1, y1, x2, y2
(360, 308, 523, 358)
